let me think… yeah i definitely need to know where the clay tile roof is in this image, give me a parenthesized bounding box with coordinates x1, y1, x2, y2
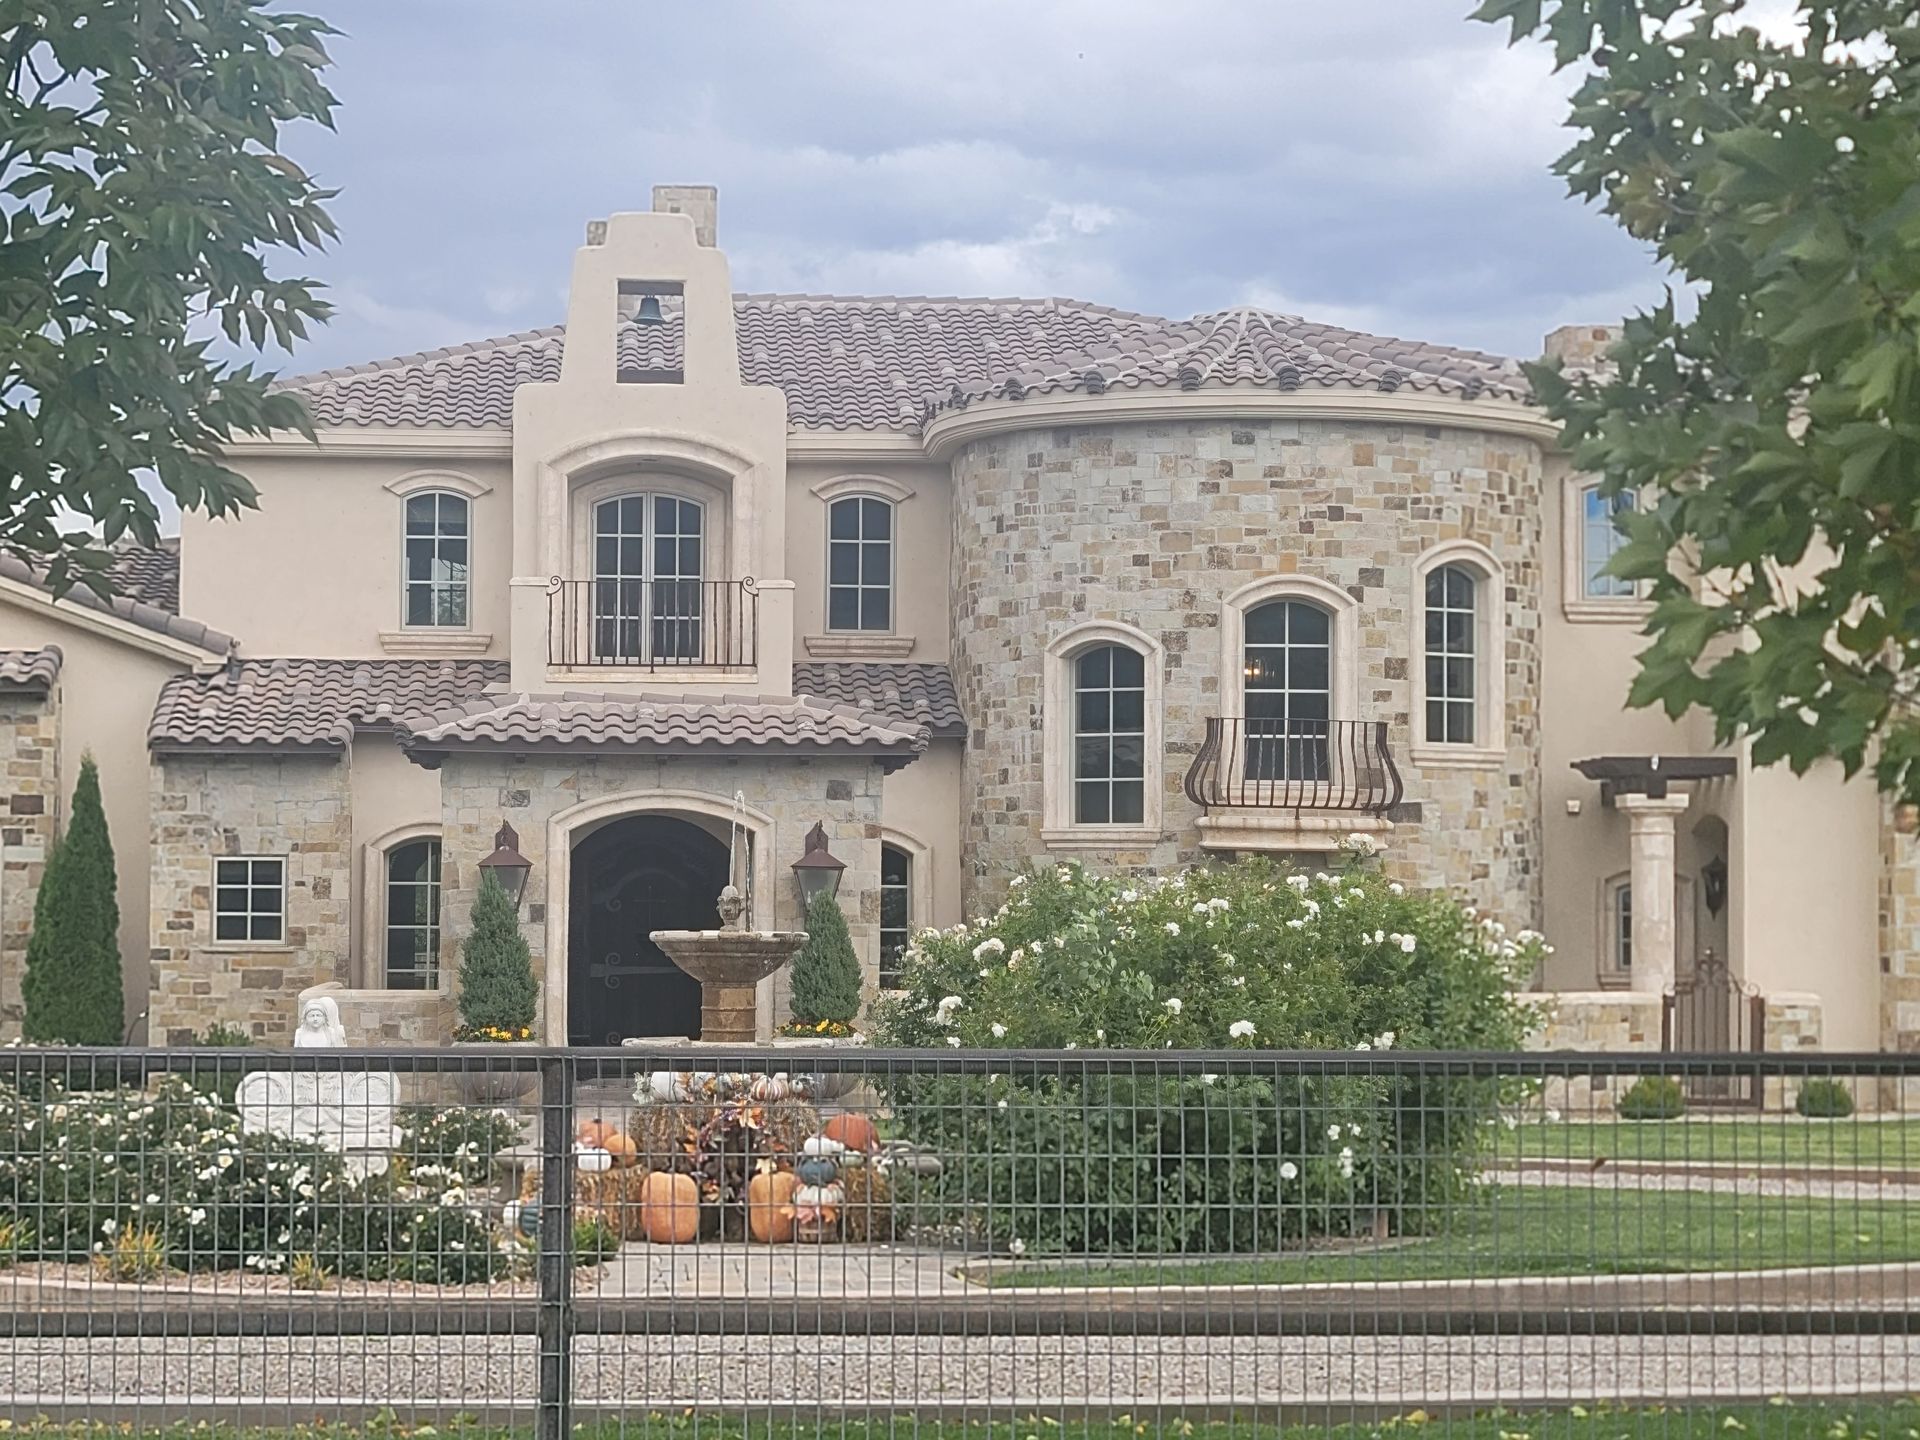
(149, 658, 509, 754)
(394, 690, 929, 772)
(790, 661, 965, 737)
(274, 295, 1529, 434)
(105, 538, 180, 613)
(0, 553, 231, 656)
(0, 646, 62, 694)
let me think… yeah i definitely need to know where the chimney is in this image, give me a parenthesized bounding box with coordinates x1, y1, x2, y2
(1541, 323, 1622, 373)
(652, 185, 718, 246)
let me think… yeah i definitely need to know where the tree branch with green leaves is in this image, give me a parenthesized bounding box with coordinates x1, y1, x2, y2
(0, 0, 337, 597)
(1473, 0, 1920, 802)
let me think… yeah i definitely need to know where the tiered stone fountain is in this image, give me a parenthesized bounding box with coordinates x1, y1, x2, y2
(650, 886, 806, 1044)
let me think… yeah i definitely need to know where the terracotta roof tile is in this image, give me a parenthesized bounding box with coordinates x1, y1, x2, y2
(395, 690, 928, 771)
(0, 554, 231, 656)
(276, 296, 1527, 434)
(149, 658, 508, 754)
(791, 661, 964, 737)
(0, 646, 62, 694)
(105, 539, 180, 613)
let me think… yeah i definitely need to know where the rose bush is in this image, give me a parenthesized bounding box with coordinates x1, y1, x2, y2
(873, 855, 1547, 1255)
(0, 1077, 524, 1282)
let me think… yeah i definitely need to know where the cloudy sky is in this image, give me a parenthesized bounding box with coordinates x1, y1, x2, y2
(272, 0, 1672, 380)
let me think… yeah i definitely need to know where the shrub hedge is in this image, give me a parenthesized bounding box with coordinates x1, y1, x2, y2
(873, 855, 1547, 1256)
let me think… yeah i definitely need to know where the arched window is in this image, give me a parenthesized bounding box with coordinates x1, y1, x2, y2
(827, 496, 893, 632)
(593, 493, 705, 661)
(879, 843, 912, 989)
(1423, 564, 1478, 745)
(1411, 541, 1506, 767)
(1581, 484, 1635, 598)
(1243, 600, 1332, 781)
(404, 492, 470, 627)
(1073, 644, 1147, 825)
(1041, 621, 1164, 845)
(384, 838, 441, 990)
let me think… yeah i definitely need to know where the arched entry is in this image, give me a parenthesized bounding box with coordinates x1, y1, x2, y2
(567, 815, 728, 1044)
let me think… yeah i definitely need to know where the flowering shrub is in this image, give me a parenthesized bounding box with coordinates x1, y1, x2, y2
(873, 856, 1547, 1255)
(395, 1104, 521, 1185)
(0, 1078, 517, 1282)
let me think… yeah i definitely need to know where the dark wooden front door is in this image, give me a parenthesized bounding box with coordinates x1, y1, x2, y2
(568, 816, 726, 1045)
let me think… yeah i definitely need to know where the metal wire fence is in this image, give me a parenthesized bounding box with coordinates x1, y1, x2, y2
(0, 1044, 1913, 1438)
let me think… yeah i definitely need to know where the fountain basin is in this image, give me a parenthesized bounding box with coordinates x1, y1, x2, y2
(651, 928, 808, 1043)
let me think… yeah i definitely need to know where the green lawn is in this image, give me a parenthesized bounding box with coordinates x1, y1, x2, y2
(983, 1183, 1920, 1288)
(4, 1402, 1920, 1440)
(1507, 1118, 1920, 1169)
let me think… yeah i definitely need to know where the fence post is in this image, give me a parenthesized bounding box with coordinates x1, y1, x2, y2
(536, 1052, 576, 1440)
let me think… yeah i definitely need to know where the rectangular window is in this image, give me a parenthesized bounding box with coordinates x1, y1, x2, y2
(214, 857, 285, 944)
(404, 492, 471, 627)
(1074, 644, 1146, 825)
(1423, 564, 1478, 745)
(1582, 487, 1636, 599)
(385, 839, 442, 990)
(1614, 883, 1633, 972)
(879, 844, 911, 990)
(827, 496, 893, 632)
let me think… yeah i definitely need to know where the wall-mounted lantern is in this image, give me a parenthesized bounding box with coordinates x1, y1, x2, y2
(1702, 854, 1728, 918)
(477, 821, 534, 911)
(791, 821, 845, 907)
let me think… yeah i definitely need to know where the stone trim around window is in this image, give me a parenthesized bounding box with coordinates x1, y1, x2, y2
(1561, 474, 1654, 624)
(803, 633, 916, 659)
(1409, 539, 1508, 771)
(1039, 618, 1164, 849)
(807, 473, 917, 506)
(1217, 573, 1359, 724)
(357, 822, 447, 992)
(381, 468, 494, 500)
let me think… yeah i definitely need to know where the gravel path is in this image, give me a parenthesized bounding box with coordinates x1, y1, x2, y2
(1488, 1166, 1920, 1202)
(0, 1333, 1914, 1416)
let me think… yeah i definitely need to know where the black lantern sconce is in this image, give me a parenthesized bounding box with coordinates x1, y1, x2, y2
(1702, 854, 1728, 918)
(791, 821, 846, 908)
(477, 821, 534, 911)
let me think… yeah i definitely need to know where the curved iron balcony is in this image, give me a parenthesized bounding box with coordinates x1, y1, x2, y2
(1183, 717, 1403, 816)
(547, 577, 759, 669)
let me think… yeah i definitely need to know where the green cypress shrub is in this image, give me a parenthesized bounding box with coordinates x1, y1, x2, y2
(454, 872, 538, 1039)
(787, 889, 863, 1027)
(22, 756, 123, 1045)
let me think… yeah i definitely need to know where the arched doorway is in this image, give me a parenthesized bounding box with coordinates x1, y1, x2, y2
(567, 815, 727, 1044)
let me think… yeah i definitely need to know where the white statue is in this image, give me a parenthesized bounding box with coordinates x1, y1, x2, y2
(237, 994, 397, 1177)
(294, 995, 347, 1048)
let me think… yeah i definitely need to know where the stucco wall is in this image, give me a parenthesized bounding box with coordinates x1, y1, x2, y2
(947, 415, 1544, 926)
(346, 735, 445, 985)
(787, 461, 950, 663)
(149, 753, 350, 1045)
(880, 736, 963, 933)
(434, 753, 891, 1042)
(0, 609, 186, 1038)
(180, 454, 514, 659)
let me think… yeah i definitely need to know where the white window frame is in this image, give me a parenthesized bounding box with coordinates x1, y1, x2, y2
(1042, 619, 1163, 849)
(1562, 475, 1653, 623)
(359, 823, 448, 991)
(824, 494, 896, 634)
(399, 489, 473, 630)
(805, 474, 918, 657)
(211, 855, 287, 948)
(1410, 540, 1507, 770)
(875, 826, 931, 993)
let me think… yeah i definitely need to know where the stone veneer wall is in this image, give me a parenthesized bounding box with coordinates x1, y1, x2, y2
(0, 691, 59, 1036)
(149, 754, 350, 1046)
(1882, 802, 1920, 1049)
(434, 754, 888, 1038)
(948, 416, 1544, 921)
(1519, 989, 1662, 1114)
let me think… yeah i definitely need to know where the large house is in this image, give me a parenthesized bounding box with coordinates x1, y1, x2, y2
(0, 186, 1911, 1054)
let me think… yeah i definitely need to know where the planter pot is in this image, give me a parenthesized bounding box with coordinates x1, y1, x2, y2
(448, 1041, 539, 1106)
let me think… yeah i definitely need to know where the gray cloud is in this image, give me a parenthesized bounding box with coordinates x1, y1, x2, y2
(260, 0, 1664, 376)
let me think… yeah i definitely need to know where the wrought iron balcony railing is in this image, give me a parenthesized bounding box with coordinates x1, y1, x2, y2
(1183, 717, 1404, 815)
(546, 577, 758, 670)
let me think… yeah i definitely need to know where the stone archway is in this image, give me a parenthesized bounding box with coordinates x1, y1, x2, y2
(541, 789, 779, 1045)
(567, 815, 727, 1044)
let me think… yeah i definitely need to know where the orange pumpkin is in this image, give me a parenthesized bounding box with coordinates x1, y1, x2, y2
(637, 1170, 701, 1244)
(822, 1112, 879, 1153)
(577, 1117, 620, 1149)
(747, 1170, 798, 1244)
(601, 1132, 640, 1169)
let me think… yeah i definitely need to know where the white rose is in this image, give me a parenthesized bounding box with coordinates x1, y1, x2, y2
(1164, 998, 1183, 1015)
(1164, 921, 1181, 937)
(990, 1023, 1007, 1039)
(1279, 1161, 1299, 1181)
(1229, 1020, 1256, 1040)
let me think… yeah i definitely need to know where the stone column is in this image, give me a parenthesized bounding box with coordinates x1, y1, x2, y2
(1616, 792, 1691, 995)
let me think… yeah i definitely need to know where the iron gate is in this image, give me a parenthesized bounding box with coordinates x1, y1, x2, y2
(1663, 948, 1767, 1107)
